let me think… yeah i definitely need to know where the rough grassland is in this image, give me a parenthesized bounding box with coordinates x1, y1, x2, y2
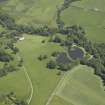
(0, 0, 63, 27)
(0, 70, 30, 105)
(61, 0, 105, 42)
(17, 35, 64, 105)
(72, 0, 105, 12)
(0, 25, 5, 32)
(55, 65, 105, 105)
(49, 96, 72, 105)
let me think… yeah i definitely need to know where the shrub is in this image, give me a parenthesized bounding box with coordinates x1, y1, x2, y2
(53, 36, 61, 43)
(47, 60, 56, 69)
(51, 51, 59, 57)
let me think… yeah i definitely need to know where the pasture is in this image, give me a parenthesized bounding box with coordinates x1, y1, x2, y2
(50, 96, 71, 105)
(61, 1, 105, 42)
(53, 65, 105, 105)
(0, 0, 63, 27)
(0, 0, 105, 105)
(72, 0, 105, 12)
(0, 25, 5, 32)
(16, 35, 64, 105)
(0, 29, 30, 104)
(0, 69, 30, 105)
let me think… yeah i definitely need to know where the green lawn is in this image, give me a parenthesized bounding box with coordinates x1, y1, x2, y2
(0, 0, 63, 27)
(16, 35, 64, 105)
(55, 65, 105, 105)
(61, 2, 105, 42)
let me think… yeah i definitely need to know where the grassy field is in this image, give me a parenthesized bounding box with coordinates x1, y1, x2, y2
(49, 96, 72, 105)
(0, 26, 31, 104)
(0, 69, 30, 105)
(0, 0, 63, 27)
(72, 0, 105, 12)
(52, 65, 105, 105)
(61, 0, 105, 42)
(0, 25, 5, 32)
(1, 0, 105, 105)
(16, 35, 65, 105)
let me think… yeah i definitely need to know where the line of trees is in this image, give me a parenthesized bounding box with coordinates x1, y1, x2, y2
(56, 0, 80, 31)
(0, 0, 81, 37)
(0, 12, 56, 36)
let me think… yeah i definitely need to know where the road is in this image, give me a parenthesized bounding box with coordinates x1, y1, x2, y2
(23, 66, 34, 105)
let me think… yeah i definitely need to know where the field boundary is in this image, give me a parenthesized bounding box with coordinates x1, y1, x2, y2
(44, 65, 83, 105)
(71, 5, 105, 14)
(44, 71, 69, 105)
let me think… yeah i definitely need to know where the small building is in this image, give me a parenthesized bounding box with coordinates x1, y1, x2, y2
(19, 37, 25, 41)
(94, 8, 99, 11)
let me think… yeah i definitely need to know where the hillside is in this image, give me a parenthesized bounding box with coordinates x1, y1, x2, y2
(0, 0, 105, 105)
(0, 0, 63, 27)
